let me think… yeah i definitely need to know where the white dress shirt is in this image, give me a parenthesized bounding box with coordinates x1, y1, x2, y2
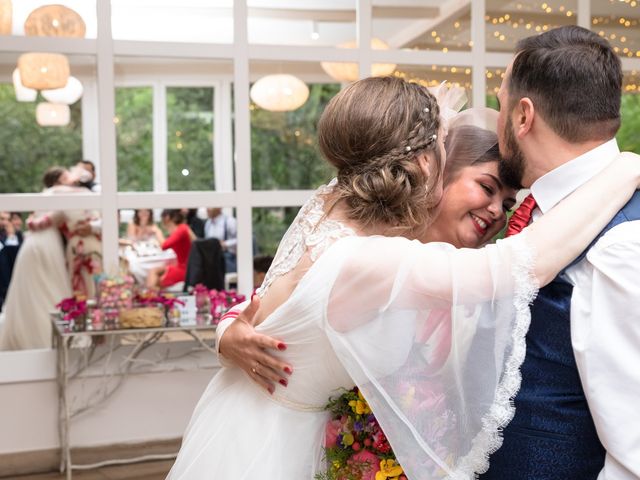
(204, 214, 237, 253)
(529, 138, 640, 479)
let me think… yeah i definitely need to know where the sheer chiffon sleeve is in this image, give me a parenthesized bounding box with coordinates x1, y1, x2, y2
(324, 233, 538, 479)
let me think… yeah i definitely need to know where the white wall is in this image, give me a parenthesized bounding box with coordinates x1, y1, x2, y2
(0, 344, 219, 455)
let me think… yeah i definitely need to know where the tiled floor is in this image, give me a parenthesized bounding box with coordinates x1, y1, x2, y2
(7, 460, 172, 480)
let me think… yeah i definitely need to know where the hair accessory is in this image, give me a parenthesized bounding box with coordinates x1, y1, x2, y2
(432, 134, 437, 141)
(423, 107, 430, 113)
(405, 146, 412, 152)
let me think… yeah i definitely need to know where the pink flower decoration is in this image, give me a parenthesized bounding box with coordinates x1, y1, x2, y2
(324, 419, 342, 448)
(348, 450, 380, 480)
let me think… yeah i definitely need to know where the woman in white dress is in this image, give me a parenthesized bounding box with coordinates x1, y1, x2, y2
(167, 77, 640, 479)
(0, 167, 100, 350)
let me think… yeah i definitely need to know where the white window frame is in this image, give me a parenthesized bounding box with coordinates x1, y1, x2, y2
(2, 0, 639, 297)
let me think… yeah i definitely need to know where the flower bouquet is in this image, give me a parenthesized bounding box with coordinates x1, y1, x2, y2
(56, 297, 88, 331)
(208, 288, 246, 324)
(316, 387, 406, 480)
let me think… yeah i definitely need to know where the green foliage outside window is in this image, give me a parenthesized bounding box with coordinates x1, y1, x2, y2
(0, 85, 82, 194)
(251, 83, 338, 190)
(167, 87, 215, 191)
(116, 87, 153, 191)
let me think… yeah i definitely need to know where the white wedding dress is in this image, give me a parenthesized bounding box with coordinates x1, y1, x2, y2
(0, 186, 100, 351)
(168, 180, 538, 480)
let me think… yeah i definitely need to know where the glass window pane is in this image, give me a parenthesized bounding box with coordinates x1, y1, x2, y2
(591, 0, 640, 59)
(110, 0, 233, 43)
(395, 65, 473, 105)
(0, 50, 86, 194)
(486, 0, 578, 52)
(116, 86, 153, 192)
(373, 1, 470, 52)
(118, 206, 239, 288)
(619, 71, 640, 154)
(248, 0, 356, 47)
(167, 87, 215, 191)
(250, 61, 341, 190)
(253, 206, 300, 257)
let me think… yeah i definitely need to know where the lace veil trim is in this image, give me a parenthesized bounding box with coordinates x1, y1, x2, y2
(256, 178, 355, 297)
(455, 232, 539, 478)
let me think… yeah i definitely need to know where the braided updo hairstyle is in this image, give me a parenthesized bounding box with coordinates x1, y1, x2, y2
(318, 76, 442, 235)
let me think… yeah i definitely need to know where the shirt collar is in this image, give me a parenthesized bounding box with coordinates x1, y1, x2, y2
(530, 138, 620, 214)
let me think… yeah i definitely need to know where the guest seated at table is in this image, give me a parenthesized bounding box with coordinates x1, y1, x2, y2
(126, 209, 164, 245)
(181, 208, 205, 239)
(146, 210, 195, 289)
(204, 208, 237, 273)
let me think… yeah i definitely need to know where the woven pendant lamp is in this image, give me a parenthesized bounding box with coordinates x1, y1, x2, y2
(24, 4, 86, 38)
(321, 38, 396, 83)
(18, 52, 70, 90)
(0, 0, 11, 35)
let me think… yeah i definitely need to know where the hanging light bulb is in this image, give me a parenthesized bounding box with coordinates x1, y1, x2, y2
(12, 69, 37, 102)
(36, 102, 70, 127)
(41, 76, 83, 104)
(250, 74, 309, 112)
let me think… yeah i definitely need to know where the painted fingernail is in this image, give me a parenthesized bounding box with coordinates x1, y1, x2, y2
(279, 379, 288, 387)
(277, 342, 287, 351)
(284, 366, 293, 375)
(268, 386, 274, 395)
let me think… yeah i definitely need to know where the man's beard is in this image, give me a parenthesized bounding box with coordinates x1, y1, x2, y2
(498, 116, 526, 190)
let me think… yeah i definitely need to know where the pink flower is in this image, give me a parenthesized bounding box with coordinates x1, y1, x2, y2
(324, 419, 342, 448)
(348, 450, 380, 480)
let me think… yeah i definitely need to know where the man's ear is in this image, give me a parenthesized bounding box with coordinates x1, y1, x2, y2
(515, 97, 535, 139)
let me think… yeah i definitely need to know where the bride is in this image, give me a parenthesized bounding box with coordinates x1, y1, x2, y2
(167, 76, 640, 479)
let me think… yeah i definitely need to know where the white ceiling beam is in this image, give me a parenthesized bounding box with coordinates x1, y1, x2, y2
(386, 0, 470, 49)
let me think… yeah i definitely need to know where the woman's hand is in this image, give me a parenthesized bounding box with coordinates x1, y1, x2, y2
(219, 296, 293, 394)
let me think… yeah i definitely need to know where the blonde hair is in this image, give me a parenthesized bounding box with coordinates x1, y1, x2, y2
(318, 76, 442, 234)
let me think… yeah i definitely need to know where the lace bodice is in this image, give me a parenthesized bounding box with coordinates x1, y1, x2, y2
(257, 178, 355, 296)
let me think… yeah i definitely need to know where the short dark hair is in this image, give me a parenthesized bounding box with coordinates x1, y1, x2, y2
(42, 166, 67, 188)
(253, 255, 274, 274)
(509, 26, 622, 143)
(79, 159, 96, 173)
(160, 209, 184, 224)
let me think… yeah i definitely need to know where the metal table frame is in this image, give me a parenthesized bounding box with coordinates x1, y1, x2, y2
(51, 320, 217, 479)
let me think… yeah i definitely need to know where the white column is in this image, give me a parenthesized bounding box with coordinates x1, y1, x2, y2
(471, 0, 486, 108)
(215, 80, 234, 192)
(233, 0, 253, 296)
(96, 0, 119, 271)
(81, 78, 100, 174)
(577, 0, 591, 30)
(153, 82, 168, 192)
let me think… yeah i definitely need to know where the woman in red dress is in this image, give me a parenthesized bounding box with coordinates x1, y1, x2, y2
(146, 210, 195, 288)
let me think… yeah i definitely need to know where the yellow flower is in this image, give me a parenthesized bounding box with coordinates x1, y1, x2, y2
(341, 432, 354, 446)
(375, 459, 404, 480)
(348, 390, 372, 415)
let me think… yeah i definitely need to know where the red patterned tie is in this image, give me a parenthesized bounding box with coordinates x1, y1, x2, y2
(506, 194, 537, 237)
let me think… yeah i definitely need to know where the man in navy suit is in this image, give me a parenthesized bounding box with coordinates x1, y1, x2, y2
(481, 26, 639, 479)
